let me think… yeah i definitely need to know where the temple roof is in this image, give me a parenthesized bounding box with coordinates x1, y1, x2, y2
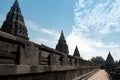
(73, 46, 80, 58)
(56, 31, 69, 54)
(1, 0, 29, 40)
(60, 30, 65, 41)
(106, 51, 114, 65)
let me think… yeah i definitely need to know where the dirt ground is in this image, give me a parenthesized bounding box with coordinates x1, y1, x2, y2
(87, 70, 110, 80)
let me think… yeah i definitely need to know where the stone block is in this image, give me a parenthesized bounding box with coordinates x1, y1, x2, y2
(20, 42, 39, 65)
(16, 65, 30, 74)
(0, 64, 17, 75)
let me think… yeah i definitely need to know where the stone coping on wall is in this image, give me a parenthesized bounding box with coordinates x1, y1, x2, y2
(0, 64, 99, 75)
(0, 31, 16, 41)
(0, 31, 28, 45)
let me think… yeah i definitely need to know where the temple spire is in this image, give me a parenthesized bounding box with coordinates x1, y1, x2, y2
(1, 0, 29, 40)
(73, 46, 80, 58)
(56, 30, 69, 54)
(60, 30, 65, 41)
(106, 51, 114, 64)
(105, 51, 115, 70)
(13, 0, 19, 8)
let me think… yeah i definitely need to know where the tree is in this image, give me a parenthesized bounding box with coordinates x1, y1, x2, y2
(90, 56, 105, 66)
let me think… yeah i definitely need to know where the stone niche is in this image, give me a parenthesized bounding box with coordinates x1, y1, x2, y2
(0, 38, 20, 64)
(38, 50, 50, 65)
(20, 42, 39, 65)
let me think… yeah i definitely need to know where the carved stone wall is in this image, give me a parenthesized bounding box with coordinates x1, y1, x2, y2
(0, 30, 98, 67)
(0, 31, 99, 80)
(0, 32, 21, 64)
(0, 65, 98, 80)
(20, 42, 39, 65)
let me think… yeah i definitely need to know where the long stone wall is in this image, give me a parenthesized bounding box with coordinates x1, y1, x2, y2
(0, 65, 98, 80)
(0, 31, 96, 67)
(107, 68, 120, 80)
(0, 31, 99, 80)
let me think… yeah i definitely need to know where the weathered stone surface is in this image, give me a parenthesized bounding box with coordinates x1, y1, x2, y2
(17, 65, 30, 74)
(20, 42, 39, 65)
(0, 31, 16, 40)
(49, 53, 57, 65)
(0, 64, 17, 75)
(0, 65, 99, 80)
(0, 36, 20, 64)
(0, 64, 99, 75)
(61, 54, 68, 66)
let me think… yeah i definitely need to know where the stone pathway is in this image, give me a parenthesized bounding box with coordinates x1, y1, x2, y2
(87, 70, 110, 80)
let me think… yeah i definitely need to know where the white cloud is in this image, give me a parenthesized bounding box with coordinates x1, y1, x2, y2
(26, 20, 59, 38)
(41, 28, 59, 38)
(33, 37, 58, 48)
(67, 0, 120, 60)
(26, 20, 40, 32)
(0, 14, 5, 21)
(0, 14, 5, 27)
(74, 0, 120, 36)
(25, 20, 59, 48)
(67, 31, 120, 60)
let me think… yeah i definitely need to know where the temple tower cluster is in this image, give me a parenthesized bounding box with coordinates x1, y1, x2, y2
(55, 31, 81, 57)
(0, 0, 119, 79)
(1, 0, 116, 63)
(0, 0, 81, 57)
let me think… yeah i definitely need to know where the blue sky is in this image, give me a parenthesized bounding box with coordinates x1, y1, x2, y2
(0, 0, 120, 60)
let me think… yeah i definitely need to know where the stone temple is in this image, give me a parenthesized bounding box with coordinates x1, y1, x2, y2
(1, 0, 28, 40)
(56, 30, 69, 55)
(0, 0, 100, 80)
(105, 51, 115, 70)
(0, 0, 83, 65)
